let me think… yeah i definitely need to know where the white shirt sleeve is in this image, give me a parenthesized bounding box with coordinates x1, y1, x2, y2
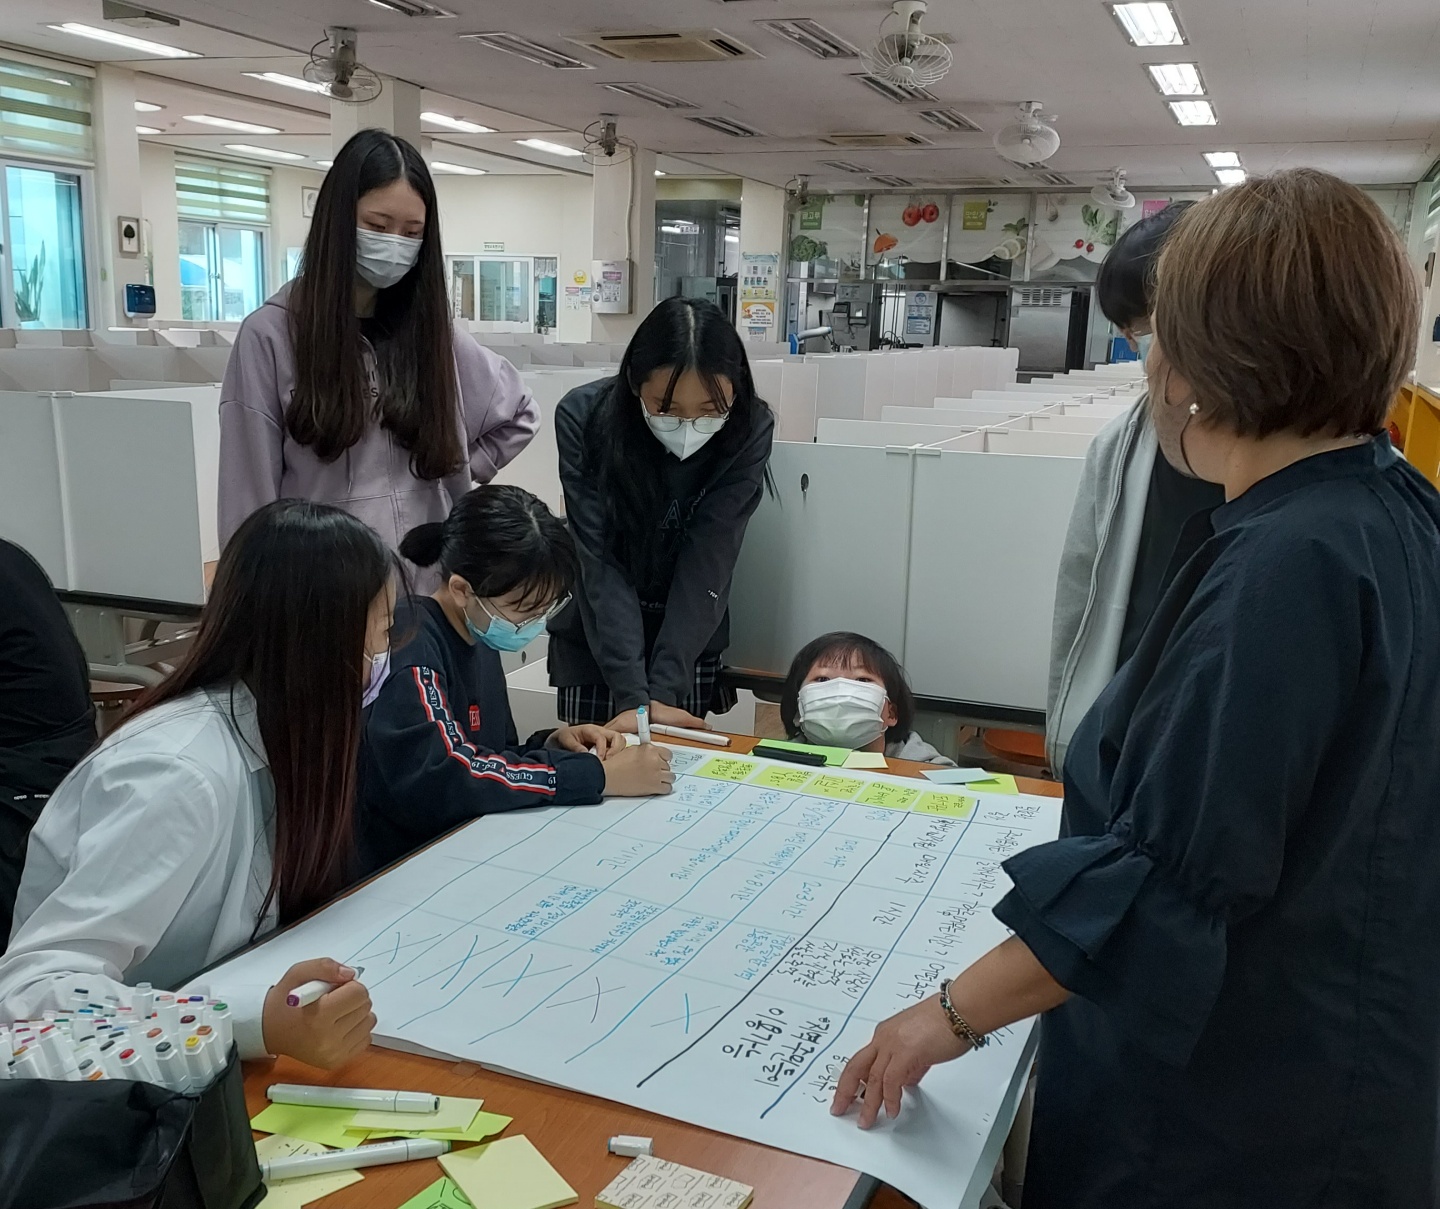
(0, 751, 273, 1058)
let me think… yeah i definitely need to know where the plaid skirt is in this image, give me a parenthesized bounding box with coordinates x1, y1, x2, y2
(557, 652, 737, 726)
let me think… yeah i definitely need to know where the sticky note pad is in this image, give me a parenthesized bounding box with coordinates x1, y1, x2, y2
(349, 1109, 513, 1144)
(695, 757, 760, 783)
(856, 781, 921, 810)
(921, 767, 995, 785)
(749, 764, 816, 792)
(349, 1095, 482, 1134)
(254, 1135, 363, 1207)
(968, 773, 1019, 795)
(807, 773, 865, 801)
(915, 791, 975, 819)
(597, 1155, 753, 1209)
(842, 751, 889, 770)
(251, 1102, 358, 1149)
(439, 1134, 577, 1209)
(398, 1178, 474, 1209)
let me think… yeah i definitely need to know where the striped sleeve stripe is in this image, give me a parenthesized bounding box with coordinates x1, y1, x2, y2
(411, 666, 556, 796)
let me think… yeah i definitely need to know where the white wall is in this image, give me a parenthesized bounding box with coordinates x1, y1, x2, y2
(140, 142, 182, 321)
(269, 165, 321, 288)
(434, 173, 595, 343)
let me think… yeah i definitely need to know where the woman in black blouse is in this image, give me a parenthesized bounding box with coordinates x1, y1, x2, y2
(832, 170, 1440, 1209)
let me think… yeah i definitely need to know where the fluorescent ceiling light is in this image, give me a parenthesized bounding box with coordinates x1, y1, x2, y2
(315, 159, 334, 169)
(48, 22, 199, 58)
(135, 125, 162, 135)
(1169, 99, 1216, 126)
(242, 71, 330, 95)
(421, 111, 494, 134)
(186, 114, 280, 134)
(225, 144, 305, 161)
(1214, 168, 1247, 186)
(1204, 151, 1241, 168)
(515, 138, 583, 157)
(134, 101, 163, 113)
(430, 161, 486, 175)
(1146, 62, 1204, 96)
(1108, 3, 1185, 47)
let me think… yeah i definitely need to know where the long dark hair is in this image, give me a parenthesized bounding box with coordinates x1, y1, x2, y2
(584, 297, 772, 581)
(287, 128, 462, 481)
(780, 631, 915, 746)
(128, 501, 393, 925)
(400, 484, 577, 612)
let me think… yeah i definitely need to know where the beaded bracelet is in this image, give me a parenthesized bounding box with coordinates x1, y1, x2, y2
(938, 978, 988, 1049)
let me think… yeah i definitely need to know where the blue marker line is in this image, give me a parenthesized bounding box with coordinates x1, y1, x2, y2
(684, 992, 691, 1034)
(502, 953, 533, 998)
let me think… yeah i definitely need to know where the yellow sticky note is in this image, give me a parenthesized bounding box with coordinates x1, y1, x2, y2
(915, 791, 975, 819)
(597, 1155, 753, 1209)
(348, 1095, 482, 1134)
(968, 774, 1019, 795)
(807, 773, 865, 801)
(856, 782, 921, 810)
(254, 1135, 363, 1207)
(841, 751, 889, 770)
(749, 764, 816, 792)
(695, 757, 760, 783)
(251, 1102, 358, 1149)
(439, 1135, 577, 1209)
(348, 1110, 513, 1144)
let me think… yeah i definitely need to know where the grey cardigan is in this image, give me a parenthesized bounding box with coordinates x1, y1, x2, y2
(218, 287, 541, 551)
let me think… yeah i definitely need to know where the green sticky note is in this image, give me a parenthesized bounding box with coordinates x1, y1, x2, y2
(760, 739, 851, 767)
(968, 774, 1019, 795)
(349, 1110, 513, 1144)
(857, 781, 921, 810)
(915, 791, 976, 818)
(696, 756, 760, 782)
(807, 773, 865, 801)
(439, 1135, 578, 1209)
(749, 764, 817, 791)
(397, 1177, 474, 1209)
(250, 1101, 358, 1149)
(842, 751, 889, 770)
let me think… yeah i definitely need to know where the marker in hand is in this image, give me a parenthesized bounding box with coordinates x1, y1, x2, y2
(287, 966, 365, 1008)
(636, 704, 652, 745)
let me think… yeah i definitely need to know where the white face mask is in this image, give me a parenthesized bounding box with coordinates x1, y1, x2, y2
(355, 229, 422, 290)
(797, 678, 888, 749)
(641, 401, 727, 461)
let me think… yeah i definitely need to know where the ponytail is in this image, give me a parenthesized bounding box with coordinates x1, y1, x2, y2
(399, 521, 445, 567)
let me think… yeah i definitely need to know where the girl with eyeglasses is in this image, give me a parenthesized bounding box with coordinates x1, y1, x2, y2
(355, 484, 673, 877)
(547, 298, 775, 734)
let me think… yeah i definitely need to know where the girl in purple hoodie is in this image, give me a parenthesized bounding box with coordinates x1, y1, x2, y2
(218, 129, 539, 552)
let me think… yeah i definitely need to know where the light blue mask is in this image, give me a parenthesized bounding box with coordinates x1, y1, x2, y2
(465, 609, 547, 652)
(1134, 332, 1155, 362)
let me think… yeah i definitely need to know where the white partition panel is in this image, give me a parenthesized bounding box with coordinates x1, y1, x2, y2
(905, 450, 1085, 710)
(1031, 414, 1119, 435)
(0, 392, 68, 586)
(923, 430, 986, 451)
(817, 418, 979, 447)
(493, 368, 609, 515)
(985, 428, 1095, 457)
(0, 351, 94, 392)
(728, 441, 913, 673)
(862, 353, 895, 419)
(983, 346, 1020, 389)
(811, 355, 867, 423)
(750, 360, 784, 414)
(776, 361, 820, 442)
(934, 398, 1047, 418)
(1061, 401, 1129, 418)
(912, 352, 941, 408)
(882, 405, 1021, 427)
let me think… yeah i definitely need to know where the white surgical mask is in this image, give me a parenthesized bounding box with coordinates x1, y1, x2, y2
(361, 648, 391, 708)
(797, 678, 889, 750)
(1134, 332, 1154, 362)
(355, 229, 422, 289)
(641, 401, 727, 461)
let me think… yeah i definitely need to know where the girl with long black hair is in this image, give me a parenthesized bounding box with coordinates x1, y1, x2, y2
(219, 128, 539, 553)
(0, 501, 394, 1070)
(548, 298, 774, 731)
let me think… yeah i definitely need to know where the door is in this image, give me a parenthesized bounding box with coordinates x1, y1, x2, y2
(0, 161, 89, 329)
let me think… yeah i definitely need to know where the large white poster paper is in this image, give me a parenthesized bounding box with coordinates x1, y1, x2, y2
(211, 748, 1062, 1208)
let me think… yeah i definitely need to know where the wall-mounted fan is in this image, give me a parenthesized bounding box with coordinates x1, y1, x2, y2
(994, 101, 1060, 166)
(784, 175, 813, 212)
(304, 28, 384, 104)
(863, 1, 952, 89)
(583, 115, 636, 167)
(1091, 167, 1136, 210)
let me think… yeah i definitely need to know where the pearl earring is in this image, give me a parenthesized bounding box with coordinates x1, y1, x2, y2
(1188, 402, 1200, 415)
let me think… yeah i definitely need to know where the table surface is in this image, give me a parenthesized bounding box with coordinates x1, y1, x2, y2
(243, 734, 1061, 1209)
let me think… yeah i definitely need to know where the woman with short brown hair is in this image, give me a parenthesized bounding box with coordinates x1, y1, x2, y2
(832, 169, 1440, 1208)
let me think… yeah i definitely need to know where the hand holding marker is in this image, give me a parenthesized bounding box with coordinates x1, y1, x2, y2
(636, 703, 652, 745)
(288, 966, 366, 1007)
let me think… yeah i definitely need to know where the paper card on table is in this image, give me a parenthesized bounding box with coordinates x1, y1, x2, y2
(856, 781, 921, 810)
(397, 1177, 474, 1209)
(749, 764, 816, 791)
(694, 757, 759, 783)
(806, 773, 865, 801)
(348, 1109, 513, 1144)
(841, 751, 889, 770)
(251, 1102, 358, 1149)
(439, 1134, 577, 1209)
(597, 1154, 753, 1209)
(348, 1094, 481, 1133)
(915, 791, 976, 819)
(921, 767, 995, 784)
(253, 1135, 363, 1208)
(757, 738, 851, 766)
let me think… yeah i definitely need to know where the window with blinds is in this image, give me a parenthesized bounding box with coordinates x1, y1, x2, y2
(175, 158, 270, 226)
(0, 57, 93, 162)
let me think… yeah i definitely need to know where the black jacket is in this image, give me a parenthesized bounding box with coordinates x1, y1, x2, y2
(547, 378, 774, 709)
(356, 597, 605, 877)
